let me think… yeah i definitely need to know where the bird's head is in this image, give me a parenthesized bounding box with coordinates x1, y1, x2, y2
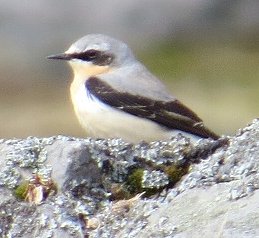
(47, 34, 135, 77)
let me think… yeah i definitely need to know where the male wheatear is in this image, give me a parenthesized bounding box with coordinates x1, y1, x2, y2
(48, 34, 219, 142)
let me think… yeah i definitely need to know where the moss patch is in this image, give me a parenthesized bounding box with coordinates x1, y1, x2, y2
(164, 164, 189, 186)
(126, 168, 144, 195)
(14, 181, 29, 200)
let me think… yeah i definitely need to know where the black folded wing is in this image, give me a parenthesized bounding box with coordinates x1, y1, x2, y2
(85, 77, 219, 139)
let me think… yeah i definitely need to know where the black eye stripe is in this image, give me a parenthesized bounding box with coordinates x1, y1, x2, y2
(70, 50, 114, 66)
(72, 50, 99, 61)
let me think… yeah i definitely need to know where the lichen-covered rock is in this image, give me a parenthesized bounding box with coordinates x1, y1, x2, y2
(0, 119, 259, 237)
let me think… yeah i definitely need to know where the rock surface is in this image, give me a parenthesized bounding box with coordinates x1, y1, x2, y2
(0, 119, 259, 237)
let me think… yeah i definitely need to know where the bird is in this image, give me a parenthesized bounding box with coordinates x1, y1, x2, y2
(47, 34, 219, 143)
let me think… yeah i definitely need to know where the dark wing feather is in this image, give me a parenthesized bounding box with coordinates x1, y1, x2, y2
(86, 77, 219, 139)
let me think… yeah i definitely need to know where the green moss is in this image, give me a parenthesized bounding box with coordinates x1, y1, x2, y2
(126, 168, 165, 197)
(164, 164, 189, 186)
(14, 181, 29, 200)
(125, 164, 189, 198)
(126, 168, 144, 195)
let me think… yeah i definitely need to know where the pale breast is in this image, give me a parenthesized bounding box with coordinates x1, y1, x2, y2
(70, 78, 107, 133)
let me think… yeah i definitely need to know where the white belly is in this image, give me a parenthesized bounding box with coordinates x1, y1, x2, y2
(70, 80, 175, 143)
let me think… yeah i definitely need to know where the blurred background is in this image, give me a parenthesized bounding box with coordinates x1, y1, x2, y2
(1, 0, 259, 139)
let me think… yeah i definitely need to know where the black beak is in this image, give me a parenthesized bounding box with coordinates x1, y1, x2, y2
(47, 53, 73, 60)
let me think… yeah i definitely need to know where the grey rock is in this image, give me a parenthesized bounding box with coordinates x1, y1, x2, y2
(0, 119, 259, 237)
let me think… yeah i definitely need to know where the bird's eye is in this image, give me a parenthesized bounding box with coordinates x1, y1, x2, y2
(74, 50, 99, 61)
(85, 50, 98, 59)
